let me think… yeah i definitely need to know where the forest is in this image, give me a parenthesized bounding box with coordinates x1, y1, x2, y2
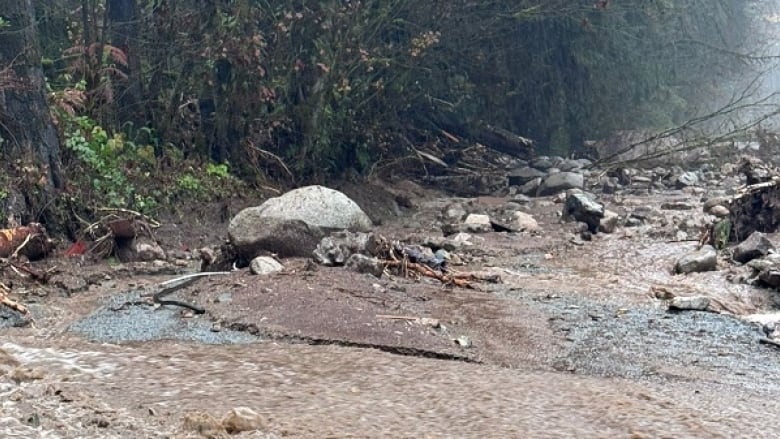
(0, 0, 779, 228)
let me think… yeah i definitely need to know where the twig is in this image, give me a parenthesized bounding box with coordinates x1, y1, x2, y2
(759, 337, 780, 348)
(10, 233, 33, 259)
(375, 314, 420, 321)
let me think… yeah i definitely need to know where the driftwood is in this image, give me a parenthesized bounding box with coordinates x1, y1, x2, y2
(112, 272, 231, 314)
(0, 283, 28, 315)
(472, 123, 535, 160)
(384, 260, 500, 288)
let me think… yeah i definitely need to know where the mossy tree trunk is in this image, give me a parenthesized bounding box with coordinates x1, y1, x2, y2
(0, 0, 62, 225)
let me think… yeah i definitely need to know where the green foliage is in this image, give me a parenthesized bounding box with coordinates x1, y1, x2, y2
(176, 174, 203, 194)
(206, 162, 231, 179)
(62, 115, 135, 208)
(714, 219, 731, 250)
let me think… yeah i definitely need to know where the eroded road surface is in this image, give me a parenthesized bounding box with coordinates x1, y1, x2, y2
(3, 188, 780, 438)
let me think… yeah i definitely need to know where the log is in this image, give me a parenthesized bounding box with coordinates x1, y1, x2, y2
(0, 223, 53, 260)
(472, 123, 535, 160)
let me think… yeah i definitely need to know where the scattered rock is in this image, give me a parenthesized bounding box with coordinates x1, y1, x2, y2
(732, 232, 775, 264)
(454, 335, 472, 348)
(442, 203, 467, 221)
(181, 412, 228, 438)
(249, 256, 284, 275)
(251, 185, 374, 231)
(708, 204, 731, 218)
(675, 245, 717, 274)
(221, 407, 269, 434)
(519, 177, 542, 196)
(116, 238, 166, 262)
(668, 296, 710, 311)
(537, 172, 584, 196)
(229, 215, 324, 259)
(675, 171, 699, 189)
(463, 214, 493, 233)
(507, 167, 546, 186)
(598, 210, 620, 234)
(313, 232, 381, 266)
(563, 191, 604, 233)
(512, 211, 541, 232)
(345, 254, 385, 277)
(660, 201, 694, 211)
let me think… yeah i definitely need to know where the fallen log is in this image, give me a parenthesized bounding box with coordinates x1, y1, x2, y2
(471, 123, 535, 160)
(0, 223, 53, 260)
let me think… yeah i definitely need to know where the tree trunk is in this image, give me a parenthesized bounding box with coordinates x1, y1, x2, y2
(107, 0, 143, 125)
(0, 0, 62, 190)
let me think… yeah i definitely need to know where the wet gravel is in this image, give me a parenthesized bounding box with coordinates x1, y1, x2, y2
(525, 293, 780, 392)
(69, 290, 258, 344)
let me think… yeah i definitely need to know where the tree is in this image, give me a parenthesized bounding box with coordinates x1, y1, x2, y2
(0, 0, 62, 191)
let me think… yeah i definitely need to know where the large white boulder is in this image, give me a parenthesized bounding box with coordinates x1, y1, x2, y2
(253, 185, 373, 231)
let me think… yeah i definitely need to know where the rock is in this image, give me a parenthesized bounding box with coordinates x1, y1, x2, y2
(454, 335, 472, 348)
(463, 214, 493, 233)
(668, 296, 710, 311)
(513, 211, 541, 232)
(519, 177, 542, 196)
(181, 412, 228, 438)
(510, 194, 532, 204)
(133, 241, 166, 261)
(249, 185, 373, 231)
(739, 155, 775, 185)
(598, 210, 620, 234)
(562, 191, 604, 233)
(249, 256, 284, 275)
(345, 254, 385, 277)
(559, 159, 585, 172)
(537, 172, 584, 196)
(708, 204, 730, 218)
(531, 156, 555, 171)
(229, 215, 324, 259)
(442, 203, 468, 221)
(733, 232, 775, 264)
(221, 407, 269, 434)
(116, 238, 166, 262)
(313, 232, 381, 266)
(675, 245, 717, 274)
(507, 167, 546, 186)
(702, 196, 729, 212)
(675, 171, 699, 189)
(660, 201, 694, 211)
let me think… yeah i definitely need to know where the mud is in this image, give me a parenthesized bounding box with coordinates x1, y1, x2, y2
(2, 184, 780, 437)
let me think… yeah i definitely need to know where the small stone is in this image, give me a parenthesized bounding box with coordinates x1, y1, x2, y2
(419, 317, 441, 328)
(598, 210, 620, 234)
(9, 367, 45, 383)
(221, 407, 269, 434)
(454, 335, 472, 348)
(181, 412, 228, 438)
(249, 256, 284, 275)
(675, 245, 717, 274)
(463, 214, 492, 233)
(708, 205, 730, 218)
(668, 296, 710, 311)
(345, 254, 385, 277)
(513, 211, 541, 232)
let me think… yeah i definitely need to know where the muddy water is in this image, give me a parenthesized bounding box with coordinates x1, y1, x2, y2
(3, 337, 780, 438)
